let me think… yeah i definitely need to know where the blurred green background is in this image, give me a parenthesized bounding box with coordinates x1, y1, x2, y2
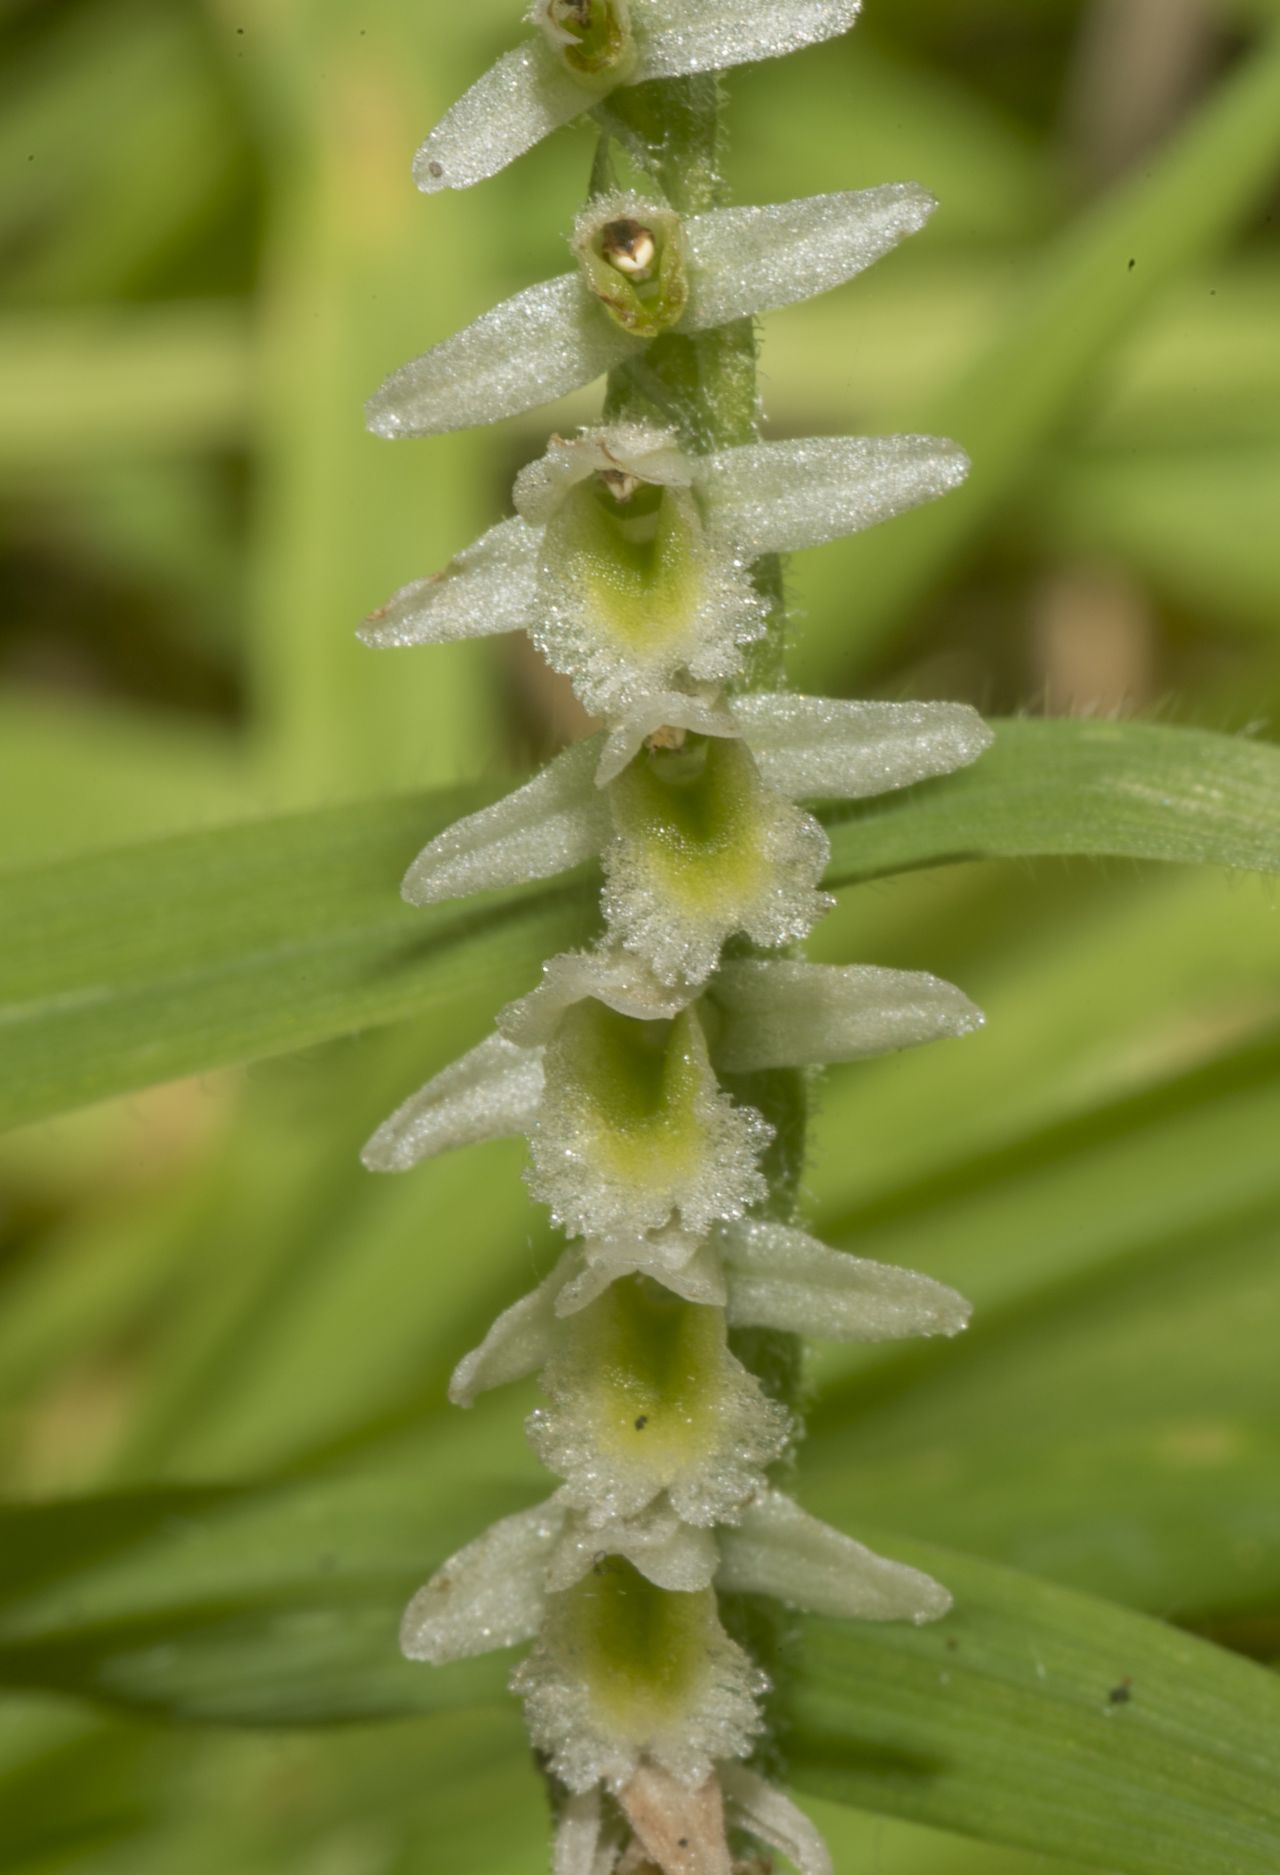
(1, 0, 1279, 1870)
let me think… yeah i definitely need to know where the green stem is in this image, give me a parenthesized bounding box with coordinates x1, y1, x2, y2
(595, 70, 809, 1778)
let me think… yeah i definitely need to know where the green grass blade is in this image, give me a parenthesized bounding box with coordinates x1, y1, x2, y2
(823, 718, 1280, 884)
(1, 720, 1277, 1132)
(1, 1469, 1277, 1875)
(782, 1544, 1280, 1875)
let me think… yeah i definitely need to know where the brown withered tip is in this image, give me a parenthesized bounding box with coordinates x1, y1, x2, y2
(602, 217, 657, 280)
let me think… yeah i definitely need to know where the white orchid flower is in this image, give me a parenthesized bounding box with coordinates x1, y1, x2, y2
(416, 1, 863, 195)
(362, 422, 971, 751)
(393, 699, 991, 986)
(366, 185, 933, 437)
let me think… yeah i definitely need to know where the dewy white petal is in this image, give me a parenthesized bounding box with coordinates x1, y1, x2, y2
(366, 274, 635, 439)
(717, 1490, 953, 1625)
(514, 423, 693, 528)
(596, 691, 739, 787)
(699, 436, 969, 557)
(682, 184, 934, 333)
(528, 1006, 772, 1240)
(412, 41, 592, 195)
(711, 958, 984, 1074)
(602, 789, 832, 990)
(546, 1497, 720, 1593)
(399, 1500, 561, 1664)
(499, 947, 688, 1050)
(719, 1768, 833, 1875)
(557, 1229, 728, 1314)
(720, 1218, 971, 1343)
(636, 0, 861, 79)
(402, 736, 610, 906)
(554, 1789, 622, 1875)
(530, 1298, 791, 1527)
(361, 1033, 544, 1174)
(449, 1254, 576, 1407)
(359, 517, 541, 649)
(735, 693, 993, 802)
(514, 1588, 766, 1794)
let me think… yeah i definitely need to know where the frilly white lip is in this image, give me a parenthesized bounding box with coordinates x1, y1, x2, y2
(412, 0, 862, 196)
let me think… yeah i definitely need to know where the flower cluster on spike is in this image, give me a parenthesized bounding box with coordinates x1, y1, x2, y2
(361, 7, 990, 1873)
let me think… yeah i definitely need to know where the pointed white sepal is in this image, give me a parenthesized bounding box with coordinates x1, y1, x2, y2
(733, 693, 994, 802)
(366, 274, 635, 439)
(402, 736, 610, 906)
(359, 518, 540, 649)
(399, 1501, 560, 1664)
(700, 435, 970, 557)
(413, 41, 593, 195)
(637, 0, 861, 81)
(720, 1218, 971, 1342)
(683, 183, 934, 332)
(362, 1033, 544, 1173)
(717, 1489, 953, 1625)
(449, 1255, 574, 1407)
(711, 958, 984, 1073)
(719, 1768, 834, 1875)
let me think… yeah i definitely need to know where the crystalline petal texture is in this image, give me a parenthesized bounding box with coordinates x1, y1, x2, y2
(528, 1279, 791, 1526)
(527, 999, 772, 1238)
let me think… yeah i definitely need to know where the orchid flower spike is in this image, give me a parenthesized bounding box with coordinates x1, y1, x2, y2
(368, 8, 990, 1874)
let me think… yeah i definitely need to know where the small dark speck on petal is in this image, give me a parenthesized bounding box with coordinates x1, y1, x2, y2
(1108, 1679, 1133, 1705)
(1127, 258, 1136, 271)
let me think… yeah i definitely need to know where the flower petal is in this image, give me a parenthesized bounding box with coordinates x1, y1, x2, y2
(719, 1768, 833, 1875)
(716, 1489, 952, 1624)
(513, 1563, 766, 1793)
(733, 694, 993, 801)
(366, 274, 635, 439)
(399, 1500, 562, 1664)
(361, 1033, 544, 1173)
(699, 435, 969, 556)
(401, 735, 610, 906)
(557, 1229, 728, 1313)
(359, 517, 540, 649)
(413, 42, 592, 195)
(636, 0, 861, 80)
(596, 692, 739, 788)
(710, 958, 984, 1073)
(529, 1280, 791, 1526)
(603, 738, 832, 987)
(501, 946, 688, 1049)
(554, 1789, 622, 1875)
(682, 183, 934, 332)
(528, 1001, 771, 1240)
(546, 1497, 720, 1593)
(513, 423, 693, 528)
(449, 1254, 574, 1407)
(720, 1217, 971, 1342)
